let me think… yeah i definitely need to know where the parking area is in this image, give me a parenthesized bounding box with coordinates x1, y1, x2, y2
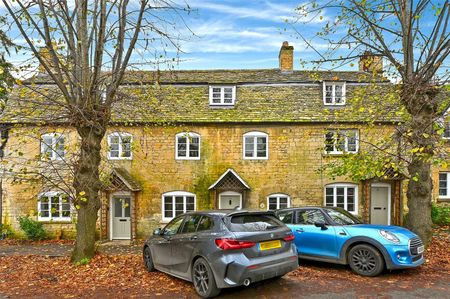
(0, 228, 448, 298)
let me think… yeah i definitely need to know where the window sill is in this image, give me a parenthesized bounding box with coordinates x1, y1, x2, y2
(209, 104, 235, 109)
(437, 197, 450, 202)
(176, 157, 201, 161)
(323, 152, 358, 156)
(38, 220, 72, 224)
(323, 103, 346, 107)
(243, 157, 268, 160)
(108, 157, 133, 161)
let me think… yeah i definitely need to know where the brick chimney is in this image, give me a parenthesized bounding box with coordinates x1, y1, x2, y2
(359, 51, 383, 73)
(37, 45, 61, 73)
(279, 41, 294, 73)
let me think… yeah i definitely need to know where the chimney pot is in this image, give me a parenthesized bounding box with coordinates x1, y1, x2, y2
(359, 51, 383, 73)
(279, 41, 294, 73)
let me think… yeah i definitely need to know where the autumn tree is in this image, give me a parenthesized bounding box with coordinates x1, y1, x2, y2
(1, 0, 190, 262)
(293, 0, 450, 243)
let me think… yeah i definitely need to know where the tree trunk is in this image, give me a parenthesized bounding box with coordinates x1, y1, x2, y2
(71, 125, 105, 262)
(403, 84, 437, 246)
(406, 157, 433, 245)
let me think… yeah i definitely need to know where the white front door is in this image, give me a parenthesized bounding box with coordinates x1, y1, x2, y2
(370, 185, 390, 225)
(219, 191, 242, 209)
(111, 196, 131, 239)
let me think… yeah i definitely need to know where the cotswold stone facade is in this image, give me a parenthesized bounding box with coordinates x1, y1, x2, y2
(1, 42, 448, 240)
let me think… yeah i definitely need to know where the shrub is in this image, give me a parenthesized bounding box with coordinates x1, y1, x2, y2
(431, 204, 450, 226)
(75, 257, 91, 266)
(0, 223, 13, 240)
(17, 216, 46, 240)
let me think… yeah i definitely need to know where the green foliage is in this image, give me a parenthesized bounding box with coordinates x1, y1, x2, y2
(0, 223, 13, 239)
(17, 215, 46, 241)
(74, 257, 91, 266)
(431, 204, 450, 226)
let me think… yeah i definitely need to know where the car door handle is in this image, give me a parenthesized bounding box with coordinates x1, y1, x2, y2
(190, 235, 198, 240)
(296, 228, 304, 233)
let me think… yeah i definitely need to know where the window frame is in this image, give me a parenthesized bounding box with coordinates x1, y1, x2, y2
(323, 183, 359, 215)
(243, 131, 269, 160)
(209, 85, 236, 106)
(161, 191, 196, 223)
(37, 191, 71, 222)
(323, 81, 346, 105)
(40, 133, 65, 161)
(267, 193, 291, 210)
(443, 124, 450, 139)
(175, 132, 201, 160)
(439, 172, 450, 199)
(107, 132, 133, 160)
(324, 129, 359, 154)
(440, 113, 450, 140)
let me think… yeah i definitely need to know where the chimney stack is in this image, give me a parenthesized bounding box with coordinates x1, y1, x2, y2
(279, 41, 294, 73)
(359, 51, 383, 73)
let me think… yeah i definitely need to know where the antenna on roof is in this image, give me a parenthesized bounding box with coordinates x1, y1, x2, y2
(234, 206, 241, 210)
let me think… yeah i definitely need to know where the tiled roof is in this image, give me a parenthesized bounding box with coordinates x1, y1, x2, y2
(24, 68, 388, 85)
(1, 69, 397, 124)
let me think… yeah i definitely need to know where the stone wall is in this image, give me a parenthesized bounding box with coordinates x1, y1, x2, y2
(5, 121, 447, 239)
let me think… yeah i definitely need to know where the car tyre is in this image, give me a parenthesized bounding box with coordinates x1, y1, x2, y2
(192, 257, 221, 298)
(348, 244, 384, 277)
(143, 246, 155, 272)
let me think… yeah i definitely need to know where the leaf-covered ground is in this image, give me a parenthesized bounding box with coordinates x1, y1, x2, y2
(0, 227, 448, 298)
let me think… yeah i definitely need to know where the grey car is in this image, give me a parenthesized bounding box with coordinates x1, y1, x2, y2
(143, 210, 299, 298)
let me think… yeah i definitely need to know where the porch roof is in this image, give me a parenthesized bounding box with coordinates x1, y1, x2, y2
(208, 168, 250, 190)
(104, 167, 142, 192)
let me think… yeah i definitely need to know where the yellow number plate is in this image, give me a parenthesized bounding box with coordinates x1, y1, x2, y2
(259, 240, 282, 251)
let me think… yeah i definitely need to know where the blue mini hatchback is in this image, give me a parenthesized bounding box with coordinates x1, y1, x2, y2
(275, 207, 425, 276)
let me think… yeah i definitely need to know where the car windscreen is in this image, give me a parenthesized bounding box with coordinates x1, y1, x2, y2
(226, 214, 284, 232)
(323, 208, 362, 225)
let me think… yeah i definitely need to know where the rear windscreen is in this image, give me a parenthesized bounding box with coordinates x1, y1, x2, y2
(226, 214, 284, 232)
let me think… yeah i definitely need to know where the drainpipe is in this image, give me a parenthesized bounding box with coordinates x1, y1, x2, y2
(0, 127, 9, 229)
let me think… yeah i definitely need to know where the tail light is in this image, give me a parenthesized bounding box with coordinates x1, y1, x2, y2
(215, 238, 256, 250)
(283, 233, 295, 242)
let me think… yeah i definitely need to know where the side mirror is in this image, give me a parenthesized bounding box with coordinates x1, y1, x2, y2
(314, 221, 328, 230)
(153, 228, 162, 236)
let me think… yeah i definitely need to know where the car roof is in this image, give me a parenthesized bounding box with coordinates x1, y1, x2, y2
(184, 209, 275, 217)
(276, 206, 329, 212)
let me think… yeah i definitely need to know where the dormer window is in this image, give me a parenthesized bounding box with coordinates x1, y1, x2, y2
(209, 86, 236, 106)
(323, 82, 346, 105)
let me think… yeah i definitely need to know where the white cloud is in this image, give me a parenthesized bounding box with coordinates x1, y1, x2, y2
(177, 19, 329, 54)
(188, 0, 327, 24)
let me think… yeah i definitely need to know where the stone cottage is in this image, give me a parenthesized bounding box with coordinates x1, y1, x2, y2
(0, 42, 448, 240)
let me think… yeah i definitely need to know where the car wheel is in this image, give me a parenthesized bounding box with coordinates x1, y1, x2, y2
(143, 246, 155, 272)
(348, 244, 384, 277)
(192, 257, 221, 298)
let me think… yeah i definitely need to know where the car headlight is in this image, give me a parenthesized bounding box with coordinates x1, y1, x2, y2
(379, 230, 400, 244)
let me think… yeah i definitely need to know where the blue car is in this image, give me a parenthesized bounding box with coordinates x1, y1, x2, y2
(275, 207, 424, 276)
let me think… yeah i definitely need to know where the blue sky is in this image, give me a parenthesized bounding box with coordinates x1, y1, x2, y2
(175, 0, 326, 70)
(3, 0, 331, 73)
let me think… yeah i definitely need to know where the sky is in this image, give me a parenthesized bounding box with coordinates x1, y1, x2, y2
(173, 0, 327, 70)
(3, 0, 446, 79)
(2, 0, 332, 73)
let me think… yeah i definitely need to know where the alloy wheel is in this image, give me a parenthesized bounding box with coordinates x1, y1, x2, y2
(351, 248, 377, 274)
(193, 262, 210, 296)
(143, 246, 154, 271)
